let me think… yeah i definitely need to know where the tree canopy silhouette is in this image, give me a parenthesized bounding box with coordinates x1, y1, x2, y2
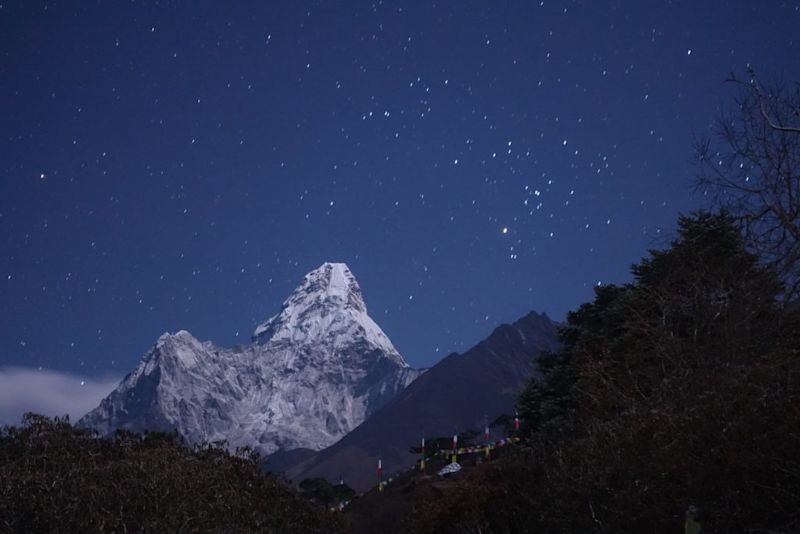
(0, 414, 343, 533)
(410, 212, 800, 533)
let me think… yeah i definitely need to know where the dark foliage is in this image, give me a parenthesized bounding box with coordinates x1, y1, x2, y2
(0, 415, 343, 533)
(408, 212, 800, 533)
(299, 477, 355, 509)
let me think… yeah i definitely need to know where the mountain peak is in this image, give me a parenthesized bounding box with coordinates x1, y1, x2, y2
(156, 329, 194, 344)
(80, 262, 419, 455)
(301, 262, 365, 312)
(252, 262, 371, 343)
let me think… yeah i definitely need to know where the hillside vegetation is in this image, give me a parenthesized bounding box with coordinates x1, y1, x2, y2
(0, 414, 343, 533)
(408, 212, 800, 533)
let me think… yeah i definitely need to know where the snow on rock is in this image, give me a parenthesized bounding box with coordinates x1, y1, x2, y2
(79, 262, 420, 455)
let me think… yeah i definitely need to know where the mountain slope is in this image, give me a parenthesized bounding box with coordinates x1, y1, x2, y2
(79, 262, 419, 455)
(280, 311, 559, 490)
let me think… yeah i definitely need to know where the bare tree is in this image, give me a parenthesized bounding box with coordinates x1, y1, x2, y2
(696, 69, 800, 299)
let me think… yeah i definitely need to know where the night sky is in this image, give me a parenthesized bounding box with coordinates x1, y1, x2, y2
(1, 1, 799, 406)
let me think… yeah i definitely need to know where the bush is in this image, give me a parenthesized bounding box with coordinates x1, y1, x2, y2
(0, 414, 344, 533)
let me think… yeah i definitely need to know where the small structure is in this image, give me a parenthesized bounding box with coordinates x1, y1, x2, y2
(437, 462, 462, 477)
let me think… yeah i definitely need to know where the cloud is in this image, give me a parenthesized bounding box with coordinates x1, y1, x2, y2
(0, 366, 120, 426)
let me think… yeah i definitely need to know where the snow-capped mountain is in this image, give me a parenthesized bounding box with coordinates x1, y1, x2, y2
(79, 262, 420, 455)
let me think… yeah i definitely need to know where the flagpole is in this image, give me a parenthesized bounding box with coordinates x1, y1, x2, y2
(484, 415, 491, 461)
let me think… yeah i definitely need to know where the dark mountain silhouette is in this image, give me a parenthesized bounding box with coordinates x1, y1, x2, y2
(274, 311, 559, 491)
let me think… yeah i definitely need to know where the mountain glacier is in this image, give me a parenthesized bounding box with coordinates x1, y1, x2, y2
(79, 262, 419, 455)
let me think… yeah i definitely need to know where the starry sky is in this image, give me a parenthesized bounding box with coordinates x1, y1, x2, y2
(1, 1, 799, 390)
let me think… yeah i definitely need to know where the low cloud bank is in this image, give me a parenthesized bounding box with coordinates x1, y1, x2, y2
(0, 366, 119, 426)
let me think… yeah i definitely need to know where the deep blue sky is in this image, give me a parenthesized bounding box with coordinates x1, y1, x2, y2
(2, 1, 799, 378)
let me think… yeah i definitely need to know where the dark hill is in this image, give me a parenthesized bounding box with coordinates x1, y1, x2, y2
(0, 414, 342, 533)
(278, 311, 559, 491)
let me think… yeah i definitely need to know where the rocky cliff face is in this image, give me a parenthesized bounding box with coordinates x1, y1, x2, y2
(79, 262, 419, 455)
